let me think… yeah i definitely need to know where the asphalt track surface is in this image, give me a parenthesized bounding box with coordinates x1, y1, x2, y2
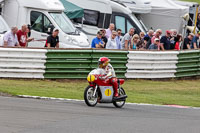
(0, 96, 200, 133)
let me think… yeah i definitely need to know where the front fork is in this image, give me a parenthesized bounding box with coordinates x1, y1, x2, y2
(93, 85, 98, 97)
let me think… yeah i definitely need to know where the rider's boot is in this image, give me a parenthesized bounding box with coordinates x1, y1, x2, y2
(111, 78, 119, 97)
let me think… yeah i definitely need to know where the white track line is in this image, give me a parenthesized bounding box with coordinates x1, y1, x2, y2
(18, 95, 200, 110)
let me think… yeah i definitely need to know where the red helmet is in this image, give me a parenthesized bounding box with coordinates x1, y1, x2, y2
(98, 57, 110, 68)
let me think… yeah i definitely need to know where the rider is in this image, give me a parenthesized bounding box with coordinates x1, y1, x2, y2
(98, 57, 119, 97)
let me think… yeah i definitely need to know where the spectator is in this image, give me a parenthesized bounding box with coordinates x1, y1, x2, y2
(100, 29, 107, 48)
(46, 28, 59, 48)
(91, 31, 104, 48)
(197, 14, 200, 30)
(3, 27, 20, 47)
(171, 29, 178, 37)
(105, 23, 115, 39)
(170, 29, 178, 49)
(115, 29, 122, 49)
(151, 29, 162, 44)
(160, 30, 171, 50)
(174, 34, 182, 51)
(149, 38, 159, 50)
(137, 32, 146, 50)
(137, 39, 146, 50)
(131, 34, 139, 50)
(106, 31, 118, 49)
(183, 33, 194, 50)
(144, 29, 154, 49)
(139, 32, 145, 40)
(121, 28, 135, 50)
(191, 31, 200, 49)
(17, 24, 34, 47)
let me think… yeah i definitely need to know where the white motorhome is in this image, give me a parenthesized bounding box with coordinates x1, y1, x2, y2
(113, 0, 152, 14)
(67, 0, 147, 43)
(0, 0, 89, 48)
(0, 15, 10, 46)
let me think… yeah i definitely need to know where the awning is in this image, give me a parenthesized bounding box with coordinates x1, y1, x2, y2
(60, 0, 84, 19)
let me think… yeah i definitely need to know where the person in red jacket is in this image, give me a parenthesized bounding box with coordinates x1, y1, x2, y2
(17, 24, 34, 47)
(174, 34, 182, 51)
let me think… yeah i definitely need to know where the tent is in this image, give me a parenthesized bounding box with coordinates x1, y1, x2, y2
(60, 0, 84, 19)
(139, 0, 189, 34)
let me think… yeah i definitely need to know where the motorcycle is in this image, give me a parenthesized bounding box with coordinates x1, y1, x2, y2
(84, 68, 127, 108)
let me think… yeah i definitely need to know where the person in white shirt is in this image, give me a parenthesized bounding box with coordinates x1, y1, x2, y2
(106, 31, 118, 49)
(3, 27, 20, 47)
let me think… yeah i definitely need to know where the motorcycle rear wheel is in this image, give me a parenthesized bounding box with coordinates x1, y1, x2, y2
(113, 87, 126, 108)
(84, 86, 98, 107)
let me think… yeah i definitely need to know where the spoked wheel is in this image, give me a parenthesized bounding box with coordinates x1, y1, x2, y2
(84, 86, 98, 107)
(113, 87, 126, 108)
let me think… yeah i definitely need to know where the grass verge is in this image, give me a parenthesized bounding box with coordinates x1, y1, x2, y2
(0, 79, 199, 107)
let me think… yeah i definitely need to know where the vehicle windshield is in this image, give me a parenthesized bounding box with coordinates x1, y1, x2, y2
(0, 17, 9, 34)
(49, 12, 78, 34)
(130, 14, 147, 33)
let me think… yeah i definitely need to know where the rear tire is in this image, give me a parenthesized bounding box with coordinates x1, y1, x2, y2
(84, 86, 98, 107)
(113, 87, 126, 108)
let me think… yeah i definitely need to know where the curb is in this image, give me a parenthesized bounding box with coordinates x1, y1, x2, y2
(18, 95, 200, 110)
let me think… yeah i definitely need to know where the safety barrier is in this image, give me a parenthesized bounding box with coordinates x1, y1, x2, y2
(175, 50, 200, 78)
(0, 48, 47, 78)
(126, 51, 179, 79)
(0, 47, 199, 79)
(44, 49, 128, 79)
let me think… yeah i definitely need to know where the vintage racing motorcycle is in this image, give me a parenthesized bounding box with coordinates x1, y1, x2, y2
(84, 68, 127, 108)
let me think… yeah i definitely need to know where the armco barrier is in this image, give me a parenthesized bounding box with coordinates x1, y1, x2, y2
(44, 50, 92, 79)
(0, 48, 200, 79)
(126, 51, 179, 79)
(44, 49, 128, 79)
(176, 50, 200, 78)
(0, 48, 47, 78)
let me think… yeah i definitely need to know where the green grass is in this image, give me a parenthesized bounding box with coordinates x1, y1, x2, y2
(0, 79, 200, 107)
(182, 0, 200, 4)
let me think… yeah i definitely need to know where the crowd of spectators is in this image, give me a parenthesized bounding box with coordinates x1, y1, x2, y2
(91, 23, 200, 51)
(3, 24, 33, 48)
(3, 21, 200, 50)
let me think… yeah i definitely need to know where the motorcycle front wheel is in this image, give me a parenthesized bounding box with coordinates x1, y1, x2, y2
(84, 86, 98, 107)
(113, 87, 126, 108)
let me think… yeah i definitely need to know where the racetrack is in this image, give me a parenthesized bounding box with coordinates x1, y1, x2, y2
(0, 96, 200, 133)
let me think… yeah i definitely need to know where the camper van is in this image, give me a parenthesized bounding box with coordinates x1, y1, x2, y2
(0, 15, 10, 46)
(113, 0, 152, 14)
(67, 0, 147, 43)
(0, 0, 89, 48)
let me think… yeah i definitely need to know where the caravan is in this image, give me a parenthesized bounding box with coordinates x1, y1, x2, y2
(66, 0, 147, 43)
(0, 0, 89, 48)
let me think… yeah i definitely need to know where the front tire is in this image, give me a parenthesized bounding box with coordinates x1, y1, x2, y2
(84, 86, 98, 107)
(113, 87, 126, 108)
